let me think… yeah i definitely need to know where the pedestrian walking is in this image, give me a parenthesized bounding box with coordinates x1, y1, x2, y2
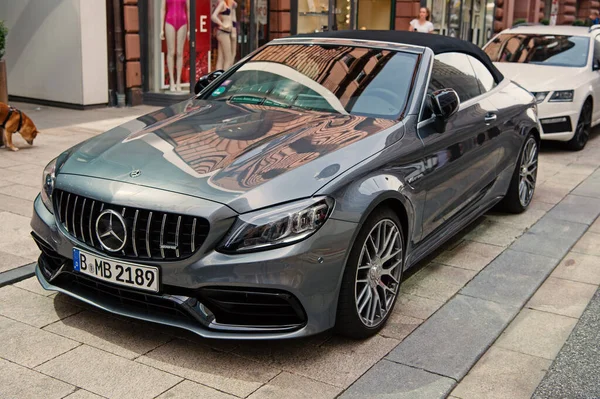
(409, 7, 434, 33)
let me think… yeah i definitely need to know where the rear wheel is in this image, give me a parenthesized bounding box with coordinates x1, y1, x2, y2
(566, 101, 592, 151)
(499, 133, 538, 214)
(336, 207, 404, 339)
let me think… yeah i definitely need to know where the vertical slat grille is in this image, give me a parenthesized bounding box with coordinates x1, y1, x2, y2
(54, 189, 209, 261)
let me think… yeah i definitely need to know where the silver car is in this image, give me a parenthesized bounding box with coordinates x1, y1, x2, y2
(31, 31, 539, 339)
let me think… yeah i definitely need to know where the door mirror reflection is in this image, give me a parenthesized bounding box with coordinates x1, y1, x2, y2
(430, 88, 460, 133)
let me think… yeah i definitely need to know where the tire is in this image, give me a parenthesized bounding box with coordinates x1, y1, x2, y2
(566, 101, 592, 151)
(499, 133, 538, 214)
(335, 207, 404, 339)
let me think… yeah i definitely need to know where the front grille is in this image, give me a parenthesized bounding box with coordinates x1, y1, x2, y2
(54, 189, 209, 261)
(54, 271, 194, 322)
(198, 287, 307, 327)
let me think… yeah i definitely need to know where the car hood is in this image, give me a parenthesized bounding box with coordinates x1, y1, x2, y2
(59, 99, 401, 213)
(493, 62, 587, 92)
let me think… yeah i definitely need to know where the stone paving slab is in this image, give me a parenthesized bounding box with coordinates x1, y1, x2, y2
(0, 285, 81, 328)
(0, 212, 40, 261)
(452, 347, 551, 399)
(340, 360, 455, 399)
(494, 309, 577, 360)
(533, 287, 600, 399)
(37, 345, 182, 399)
(509, 216, 588, 259)
(156, 380, 236, 399)
(0, 315, 79, 368)
(233, 334, 399, 389)
(138, 338, 280, 397)
(63, 389, 105, 399)
(43, 310, 172, 360)
(396, 293, 444, 320)
(386, 294, 517, 380)
(434, 240, 504, 272)
(527, 277, 598, 319)
(572, 231, 600, 257)
(248, 372, 342, 399)
(550, 252, 600, 285)
(460, 249, 559, 308)
(547, 194, 600, 225)
(0, 358, 76, 399)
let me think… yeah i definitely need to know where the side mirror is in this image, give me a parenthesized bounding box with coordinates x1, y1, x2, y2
(593, 59, 600, 71)
(194, 70, 225, 94)
(430, 88, 460, 133)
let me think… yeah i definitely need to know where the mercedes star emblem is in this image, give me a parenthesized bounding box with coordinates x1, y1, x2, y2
(95, 209, 128, 252)
(130, 169, 142, 178)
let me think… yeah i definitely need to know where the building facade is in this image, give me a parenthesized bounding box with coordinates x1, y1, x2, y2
(0, 0, 598, 108)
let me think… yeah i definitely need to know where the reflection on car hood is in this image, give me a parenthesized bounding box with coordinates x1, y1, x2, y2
(59, 99, 401, 213)
(493, 62, 586, 92)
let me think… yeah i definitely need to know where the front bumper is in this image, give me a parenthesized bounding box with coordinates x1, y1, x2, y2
(537, 101, 579, 141)
(31, 194, 357, 339)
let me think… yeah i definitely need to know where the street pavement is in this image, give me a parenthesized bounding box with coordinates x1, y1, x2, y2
(0, 102, 599, 398)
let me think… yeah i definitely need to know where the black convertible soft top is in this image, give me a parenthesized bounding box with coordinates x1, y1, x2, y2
(292, 30, 504, 83)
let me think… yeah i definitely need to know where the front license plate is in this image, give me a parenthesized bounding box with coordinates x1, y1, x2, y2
(73, 248, 159, 293)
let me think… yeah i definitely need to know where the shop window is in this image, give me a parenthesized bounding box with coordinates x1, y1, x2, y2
(357, 0, 392, 30)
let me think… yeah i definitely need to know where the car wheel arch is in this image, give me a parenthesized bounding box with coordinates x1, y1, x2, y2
(335, 190, 414, 280)
(329, 191, 413, 325)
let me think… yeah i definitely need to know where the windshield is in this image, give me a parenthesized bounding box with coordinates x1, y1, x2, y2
(484, 34, 590, 68)
(203, 44, 419, 119)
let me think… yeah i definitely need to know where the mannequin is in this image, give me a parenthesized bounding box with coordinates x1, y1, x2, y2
(212, 0, 234, 70)
(161, 0, 190, 91)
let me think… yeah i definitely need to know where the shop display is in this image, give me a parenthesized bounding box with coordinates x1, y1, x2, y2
(212, 0, 237, 70)
(161, 0, 190, 91)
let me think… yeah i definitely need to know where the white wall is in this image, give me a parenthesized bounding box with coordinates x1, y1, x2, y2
(0, 0, 108, 105)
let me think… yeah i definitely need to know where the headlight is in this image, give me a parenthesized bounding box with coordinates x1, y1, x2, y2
(41, 158, 57, 213)
(531, 91, 548, 103)
(218, 197, 334, 253)
(549, 90, 574, 102)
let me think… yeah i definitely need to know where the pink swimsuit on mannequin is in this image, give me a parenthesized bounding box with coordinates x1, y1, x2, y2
(165, 0, 187, 31)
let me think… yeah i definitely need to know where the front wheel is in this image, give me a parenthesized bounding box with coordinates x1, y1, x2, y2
(335, 207, 404, 339)
(566, 102, 592, 151)
(499, 133, 538, 214)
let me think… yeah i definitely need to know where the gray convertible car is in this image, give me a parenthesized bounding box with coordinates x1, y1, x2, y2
(32, 31, 540, 339)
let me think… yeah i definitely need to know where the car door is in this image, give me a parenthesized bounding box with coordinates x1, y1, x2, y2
(417, 52, 501, 239)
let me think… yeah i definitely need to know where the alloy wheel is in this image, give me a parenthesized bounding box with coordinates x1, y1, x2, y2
(575, 103, 592, 149)
(518, 137, 538, 207)
(354, 219, 403, 328)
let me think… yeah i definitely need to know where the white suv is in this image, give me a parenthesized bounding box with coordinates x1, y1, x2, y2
(484, 24, 600, 150)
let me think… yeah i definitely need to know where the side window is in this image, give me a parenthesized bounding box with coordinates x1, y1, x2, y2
(428, 53, 481, 102)
(593, 35, 600, 67)
(467, 56, 496, 94)
(422, 52, 481, 120)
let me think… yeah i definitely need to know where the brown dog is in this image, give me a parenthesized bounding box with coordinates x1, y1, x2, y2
(0, 102, 40, 151)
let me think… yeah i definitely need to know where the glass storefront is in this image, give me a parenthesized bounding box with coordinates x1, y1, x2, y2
(427, 0, 495, 46)
(295, 0, 392, 33)
(143, 0, 268, 102)
(357, 0, 393, 30)
(297, 0, 331, 33)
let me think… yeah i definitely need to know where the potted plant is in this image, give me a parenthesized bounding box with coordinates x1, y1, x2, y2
(0, 20, 8, 104)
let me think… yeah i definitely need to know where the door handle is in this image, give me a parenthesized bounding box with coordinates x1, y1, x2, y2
(484, 113, 497, 124)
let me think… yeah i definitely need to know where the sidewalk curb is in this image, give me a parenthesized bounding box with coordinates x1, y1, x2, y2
(0, 263, 36, 288)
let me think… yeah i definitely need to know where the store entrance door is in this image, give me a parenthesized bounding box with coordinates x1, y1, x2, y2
(434, 0, 490, 46)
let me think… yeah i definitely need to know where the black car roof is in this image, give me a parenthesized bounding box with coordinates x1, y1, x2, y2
(293, 30, 504, 82)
